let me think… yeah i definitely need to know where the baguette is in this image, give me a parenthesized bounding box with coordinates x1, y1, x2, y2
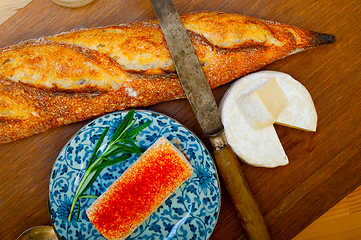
(0, 12, 335, 144)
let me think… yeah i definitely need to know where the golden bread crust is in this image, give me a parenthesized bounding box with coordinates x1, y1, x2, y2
(0, 12, 335, 144)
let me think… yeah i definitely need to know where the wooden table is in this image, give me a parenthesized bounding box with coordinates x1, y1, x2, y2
(0, 0, 360, 239)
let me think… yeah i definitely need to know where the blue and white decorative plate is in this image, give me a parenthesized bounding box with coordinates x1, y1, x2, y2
(49, 110, 221, 240)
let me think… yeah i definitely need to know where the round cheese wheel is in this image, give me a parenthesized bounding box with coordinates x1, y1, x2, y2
(220, 71, 317, 168)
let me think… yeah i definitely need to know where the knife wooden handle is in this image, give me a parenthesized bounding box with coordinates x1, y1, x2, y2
(210, 132, 271, 240)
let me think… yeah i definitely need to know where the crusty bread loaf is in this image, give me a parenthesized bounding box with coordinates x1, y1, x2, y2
(86, 136, 193, 240)
(0, 12, 335, 144)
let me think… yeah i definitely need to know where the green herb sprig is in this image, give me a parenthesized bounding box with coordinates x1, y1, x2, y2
(68, 109, 152, 221)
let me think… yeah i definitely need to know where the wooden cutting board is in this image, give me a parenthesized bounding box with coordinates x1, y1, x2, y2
(0, 0, 360, 239)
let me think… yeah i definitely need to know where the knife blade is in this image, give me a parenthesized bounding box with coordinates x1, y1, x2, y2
(149, 0, 271, 239)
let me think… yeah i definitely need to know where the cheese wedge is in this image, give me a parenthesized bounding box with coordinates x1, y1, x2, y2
(238, 77, 288, 129)
(220, 71, 317, 168)
(86, 136, 193, 240)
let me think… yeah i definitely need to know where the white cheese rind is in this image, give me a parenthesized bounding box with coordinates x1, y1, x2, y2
(223, 106, 288, 168)
(275, 75, 317, 131)
(238, 90, 275, 129)
(220, 70, 317, 168)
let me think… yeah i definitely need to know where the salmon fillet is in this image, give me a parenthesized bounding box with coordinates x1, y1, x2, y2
(0, 12, 335, 144)
(86, 136, 193, 240)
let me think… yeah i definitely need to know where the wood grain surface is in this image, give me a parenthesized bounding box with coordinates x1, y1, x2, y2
(0, 0, 360, 240)
(294, 187, 361, 240)
(0, 0, 31, 25)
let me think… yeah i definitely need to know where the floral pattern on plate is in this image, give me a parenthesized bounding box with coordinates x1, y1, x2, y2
(49, 110, 221, 240)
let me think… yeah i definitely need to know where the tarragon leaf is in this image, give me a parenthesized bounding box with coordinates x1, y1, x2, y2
(68, 110, 152, 221)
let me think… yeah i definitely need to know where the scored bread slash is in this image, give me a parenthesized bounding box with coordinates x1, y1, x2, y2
(0, 12, 335, 144)
(86, 136, 193, 240)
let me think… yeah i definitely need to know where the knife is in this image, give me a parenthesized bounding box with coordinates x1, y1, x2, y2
(149, 1, 271, 239)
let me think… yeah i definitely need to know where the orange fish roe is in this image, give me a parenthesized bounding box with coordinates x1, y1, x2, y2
(86, 136, 193, 240)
